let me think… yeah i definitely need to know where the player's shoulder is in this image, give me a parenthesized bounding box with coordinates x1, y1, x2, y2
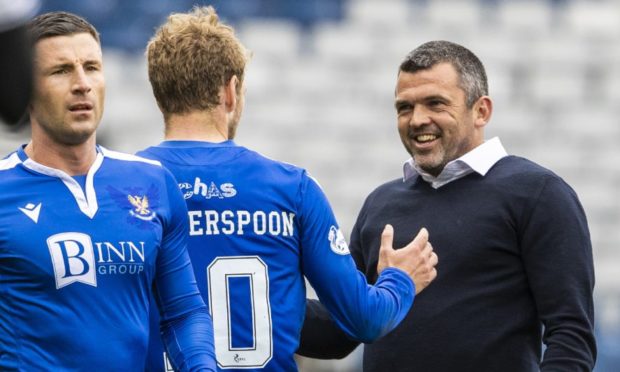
(0, 151, 21, 172)
(246, 147, 307, 176)
(0, 152, 23, 194)
(100, 147, 172, 182)
(101, 147, 162, 167)
(101, 147, 165, 175)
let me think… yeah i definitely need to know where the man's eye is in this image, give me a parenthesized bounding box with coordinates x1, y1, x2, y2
(397, 104, 412, 113)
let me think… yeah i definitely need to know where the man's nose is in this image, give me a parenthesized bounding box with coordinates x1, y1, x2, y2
(409, 105, 431, 127)
(71, 67, 92, 94)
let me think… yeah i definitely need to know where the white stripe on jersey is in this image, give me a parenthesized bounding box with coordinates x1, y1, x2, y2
(0, 152, 21, 170)
(100, 147, 162, 166)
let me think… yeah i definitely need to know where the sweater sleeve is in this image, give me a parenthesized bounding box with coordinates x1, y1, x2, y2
(297, 299, 361, 359)
(520, 175, 596, 371)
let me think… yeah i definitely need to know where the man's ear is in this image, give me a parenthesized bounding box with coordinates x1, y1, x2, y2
(473, 95, 493, 128)
(224, 75, 239, 113)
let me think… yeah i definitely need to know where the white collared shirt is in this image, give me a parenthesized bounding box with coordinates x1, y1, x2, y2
(403, 137, 508, 189)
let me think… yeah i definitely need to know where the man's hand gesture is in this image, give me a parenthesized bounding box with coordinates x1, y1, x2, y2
(377, 224, 438, 294)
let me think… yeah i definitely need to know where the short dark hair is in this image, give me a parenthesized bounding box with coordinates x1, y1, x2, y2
(400, 40, 488, 108)
(28, 11, 99, 45)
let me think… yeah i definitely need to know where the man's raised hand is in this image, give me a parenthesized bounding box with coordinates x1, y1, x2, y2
(377, 224, 438, 294)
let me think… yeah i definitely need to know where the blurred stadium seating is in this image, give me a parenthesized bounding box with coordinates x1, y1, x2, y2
(2, 0, 618, 370)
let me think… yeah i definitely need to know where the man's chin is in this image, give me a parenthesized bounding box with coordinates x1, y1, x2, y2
(414, 158, 444, 176)
(53, 129, 97, 146)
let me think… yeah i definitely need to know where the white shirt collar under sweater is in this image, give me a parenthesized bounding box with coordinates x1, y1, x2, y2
(403, 137, 508, 189)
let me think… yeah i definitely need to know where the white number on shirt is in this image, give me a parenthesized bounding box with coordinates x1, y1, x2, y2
(207, 256, 273, 368)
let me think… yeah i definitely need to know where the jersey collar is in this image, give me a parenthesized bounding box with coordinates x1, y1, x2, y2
(157, 140, 237, 148)
(16, 145, 103, 219)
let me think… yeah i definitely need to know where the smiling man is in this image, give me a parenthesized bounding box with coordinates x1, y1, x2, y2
(298, 40, 596, 372)
(395, 60, 491, 181)
(0, 12, 215, 370)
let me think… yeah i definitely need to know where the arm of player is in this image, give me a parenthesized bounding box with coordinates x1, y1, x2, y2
(297, 225, 438, 359)
(520, 175, 596, 371)
(152, 169, 216, 372)
(298, 173, 435, 343)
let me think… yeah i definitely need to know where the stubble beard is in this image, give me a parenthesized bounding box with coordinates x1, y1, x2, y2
(41, 119, 97, 147)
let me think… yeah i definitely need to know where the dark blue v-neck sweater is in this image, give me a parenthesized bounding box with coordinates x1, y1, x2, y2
(348, 155, 596, 372)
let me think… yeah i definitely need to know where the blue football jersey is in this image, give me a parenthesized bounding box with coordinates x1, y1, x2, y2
(139, 141, 415, 372)
(0, 146, 215, 371)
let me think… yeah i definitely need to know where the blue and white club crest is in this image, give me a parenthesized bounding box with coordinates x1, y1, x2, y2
(328, 225, 350, 255)
(127, 194, 156, 220)
(106, 184, 159, 227)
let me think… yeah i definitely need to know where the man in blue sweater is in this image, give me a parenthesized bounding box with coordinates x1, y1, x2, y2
(139, 7, 438, 371)
(297, 40, 596, 371)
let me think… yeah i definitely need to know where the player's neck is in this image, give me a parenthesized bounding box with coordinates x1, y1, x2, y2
(24, 134, 97, 176)
(164, 110, 229, 143)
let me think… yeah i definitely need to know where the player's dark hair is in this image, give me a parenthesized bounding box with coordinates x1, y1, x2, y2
(400, 40, 487, 108)
(28, 11, 99, 45)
